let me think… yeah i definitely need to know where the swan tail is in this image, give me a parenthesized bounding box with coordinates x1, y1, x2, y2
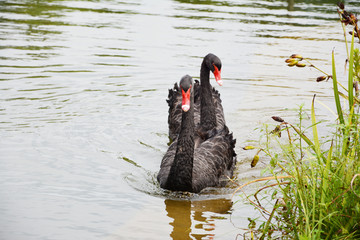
(194, 79, 200, 102)
(167, 80, 201, 141)
(221, 126, 237, 172)
(167, 83, 182, 141)
(167, 82, 180, 107)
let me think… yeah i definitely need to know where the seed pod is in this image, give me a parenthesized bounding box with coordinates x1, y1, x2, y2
(285, 58, 298, 64)
(349, 31, 359, 37)
(354, 81, 359, 92)
(337, 2, 345, 10)
(342, 19, 350, 25)
(272, 116, 284, 123)
(316, 76, 327, 82)
(296, 62, 306, 67)
(349, 13, 357, 23)
(251, 155, 259, 168)
(270, 125, 282, 138)
(243, 146, 255, 150)
(287, 60, 298, 67)
(290, 54, 303, 60)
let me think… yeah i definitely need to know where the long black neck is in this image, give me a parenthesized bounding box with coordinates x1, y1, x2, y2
(200, 60, 216, 131)
(166, 93, 194, 192)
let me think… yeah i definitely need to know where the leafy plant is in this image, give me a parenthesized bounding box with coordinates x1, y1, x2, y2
(236, 3, 360, 239)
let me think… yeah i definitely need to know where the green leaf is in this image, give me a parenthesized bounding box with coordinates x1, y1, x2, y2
(289, 124, 314, 149)
(332, 50, 344, 125)
(311, 94, 321, 159)
(348, 32, 355, 110)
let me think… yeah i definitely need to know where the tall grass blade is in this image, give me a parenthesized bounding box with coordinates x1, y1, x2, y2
(311, 95, 321, 159)
(318, 140, 333, 239)
(289, 124, 314, 149)
(310, 94, 323, 238)
(240, 6, 360, 239)
(323, 140, 333, 195)
(332, 50, 345, 125)
(348, 32, 355, 109)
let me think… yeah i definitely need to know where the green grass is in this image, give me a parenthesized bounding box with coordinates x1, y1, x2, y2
(237, 12, 360, 240)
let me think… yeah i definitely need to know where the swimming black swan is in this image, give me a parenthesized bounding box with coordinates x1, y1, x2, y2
(157, 75, 236, 193)
(167, 53, 226, 141)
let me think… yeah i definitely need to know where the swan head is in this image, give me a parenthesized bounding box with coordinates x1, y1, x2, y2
(180, 75, 193, 112)
(205, 53, 222, 86)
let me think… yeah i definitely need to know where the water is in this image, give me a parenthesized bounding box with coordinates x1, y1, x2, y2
(1, 0, 359, 239)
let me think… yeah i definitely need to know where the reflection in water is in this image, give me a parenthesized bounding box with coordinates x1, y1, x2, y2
(0, 1, 65, 61)
(165, 198, 233, 239)
(166, 200, 192, 240)
(1, 0, 360, 239)
(287, 0, 294, 11)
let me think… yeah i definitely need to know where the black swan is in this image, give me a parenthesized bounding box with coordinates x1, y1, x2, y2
(167, 53, 225, 141)
(157, 75, 236, 193)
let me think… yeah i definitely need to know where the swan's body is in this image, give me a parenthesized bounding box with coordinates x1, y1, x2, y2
(168, 53, 225, 141)
(158, 75, 236, 193)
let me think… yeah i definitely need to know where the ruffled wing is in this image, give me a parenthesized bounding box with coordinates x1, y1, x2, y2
(192, 126, 236, 193)
(167, 80, 200, 141)
(167, 81, 225, 141)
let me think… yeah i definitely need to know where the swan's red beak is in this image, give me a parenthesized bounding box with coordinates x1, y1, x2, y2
(212, 64, 222, 86)
(181, 87, 191, 112)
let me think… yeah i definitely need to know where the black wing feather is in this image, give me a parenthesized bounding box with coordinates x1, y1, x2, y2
(158, 126, 236, 193)
(167, 81, 225, 141)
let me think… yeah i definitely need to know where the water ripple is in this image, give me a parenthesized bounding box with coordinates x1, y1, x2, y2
(1, 0, 359, 239)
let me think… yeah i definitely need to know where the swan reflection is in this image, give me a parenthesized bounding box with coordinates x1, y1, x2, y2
(165, 198, 233, 239)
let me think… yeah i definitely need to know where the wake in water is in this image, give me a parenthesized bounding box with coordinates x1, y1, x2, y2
(122, 155, 239, 201)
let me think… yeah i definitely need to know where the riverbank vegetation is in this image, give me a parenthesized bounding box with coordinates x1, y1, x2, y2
(236, 3, 360, 239)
